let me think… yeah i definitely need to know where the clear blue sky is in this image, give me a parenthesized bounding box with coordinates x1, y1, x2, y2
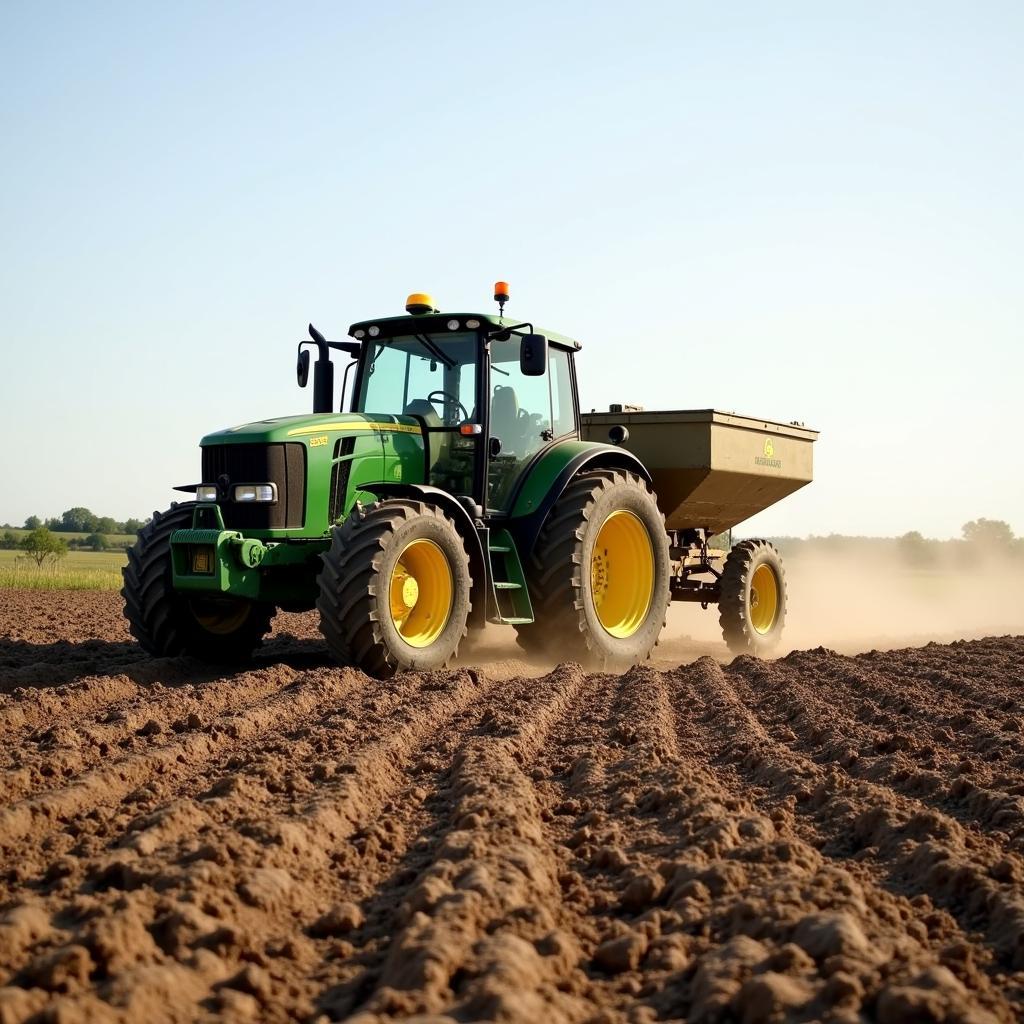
(2, 1, 1021, 539)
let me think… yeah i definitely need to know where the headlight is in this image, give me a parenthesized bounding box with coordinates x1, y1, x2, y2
(234, 484, 277, 503)
(196, 485, 218, 502)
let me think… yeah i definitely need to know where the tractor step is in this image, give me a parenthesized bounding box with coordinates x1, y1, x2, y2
(485, 528, 534, 625)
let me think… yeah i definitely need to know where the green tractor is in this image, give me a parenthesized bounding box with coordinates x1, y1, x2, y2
(123, 284, 817, 676)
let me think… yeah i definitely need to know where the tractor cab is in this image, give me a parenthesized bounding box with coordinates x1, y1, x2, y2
(304, 289, 583, 516)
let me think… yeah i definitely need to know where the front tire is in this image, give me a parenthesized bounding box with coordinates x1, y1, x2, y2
(121, 504, 275, 662)
(316, 500, 472, 678)
(515, 470, 671, 669)
(718, 539, 787, 656)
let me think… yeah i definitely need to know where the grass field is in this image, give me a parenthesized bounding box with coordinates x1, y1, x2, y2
(0, 549, 127, 591)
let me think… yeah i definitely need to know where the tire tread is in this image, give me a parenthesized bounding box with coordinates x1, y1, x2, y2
(718, 538, 787, 656)
(316, 500, 471, 678)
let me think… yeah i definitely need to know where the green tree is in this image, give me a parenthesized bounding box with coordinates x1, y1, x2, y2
(962, 519, 1014, 549)
(0, 530, 19, 551)
(59, 507, 99, 533)
(85, 532, 109, 552)
(95, 516, 119, 535)
(122, 518, 145, 534)
(20, 527, 69, 568)
(23, 515, 41, 530)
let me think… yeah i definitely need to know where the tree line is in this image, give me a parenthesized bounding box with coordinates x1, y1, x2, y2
(4, 512, 1021, 569)
(0, 508, 152, 557)
(769, 518, 1023, 565)
(12, 508, 148, 535)
(0, 523, 147, 564)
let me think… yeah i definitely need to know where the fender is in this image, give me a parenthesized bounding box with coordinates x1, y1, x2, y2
(360, 482, 488, 629)
(506, 440, 652, 557)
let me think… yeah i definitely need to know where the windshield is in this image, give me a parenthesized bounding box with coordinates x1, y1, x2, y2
(356, 333, 478, 426)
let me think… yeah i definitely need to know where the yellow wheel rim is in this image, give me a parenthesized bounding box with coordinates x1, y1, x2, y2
(191, 599, 251, 635)
(389, 539, 453, 648)
(749, 563, 780, 634)
(591, 510, 654, 639)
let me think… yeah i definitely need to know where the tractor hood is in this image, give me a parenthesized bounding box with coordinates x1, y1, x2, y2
(193, 412, 427, 541)
(200, 412, 423, 447)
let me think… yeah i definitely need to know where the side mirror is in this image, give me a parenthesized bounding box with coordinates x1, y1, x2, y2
(520, 333, 548, 377)
(297, 348, 310, 388)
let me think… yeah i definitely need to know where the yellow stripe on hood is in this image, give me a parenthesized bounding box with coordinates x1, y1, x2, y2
(286, 421, 423, 437)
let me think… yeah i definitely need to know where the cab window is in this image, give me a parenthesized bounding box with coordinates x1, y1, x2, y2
(549, 348, 576, 438)
(357, 333, 481, 499)
(357, 333, 477, 425)
(487, 341, 575, 510)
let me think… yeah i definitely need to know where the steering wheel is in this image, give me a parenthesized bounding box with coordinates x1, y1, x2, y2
(426, 389, 470, 423)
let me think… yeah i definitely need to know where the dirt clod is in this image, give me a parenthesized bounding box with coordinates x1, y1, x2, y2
(311, 902, 364, 937)
(594, 932, 648, 974)
(792, 912, 871, 961)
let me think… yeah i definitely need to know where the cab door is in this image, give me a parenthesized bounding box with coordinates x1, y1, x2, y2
(486, 342, 577, 511)
(381, 418, 428, 487)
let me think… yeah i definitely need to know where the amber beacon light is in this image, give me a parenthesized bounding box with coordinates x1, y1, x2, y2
(405, 293, 436, 315)
(493, 280, 509, 315)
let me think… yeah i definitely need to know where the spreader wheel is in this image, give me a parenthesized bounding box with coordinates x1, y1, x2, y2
(718, 539, 787, 656)
(317, 500, 472, 678)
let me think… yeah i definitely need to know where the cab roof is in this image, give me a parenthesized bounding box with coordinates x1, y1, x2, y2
(347, 312, 582, 351)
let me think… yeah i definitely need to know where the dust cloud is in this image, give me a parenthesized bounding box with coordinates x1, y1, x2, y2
(466, 551, 1024, 672)
(657, 552, 1024, 662)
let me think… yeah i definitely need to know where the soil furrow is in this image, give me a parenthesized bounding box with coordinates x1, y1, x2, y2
(0, 667, 503, 1022)
(780, 646, 1024, 772)
(667, 657, 1023, 1018)
(728, 655, 1024, 850)
(0, 665, 320, 805)
(0, 675, 140, 740)
(1, 591, 1021, 1022)
(855, 639, 1024, 707)
(0, 666, 369, 886)
(339, 663, 593, 1023)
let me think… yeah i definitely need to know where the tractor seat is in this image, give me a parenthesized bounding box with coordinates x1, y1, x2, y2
(490, 385, 520, 452)
(404, 399, 446, 471)
(404, 399, 442, 429)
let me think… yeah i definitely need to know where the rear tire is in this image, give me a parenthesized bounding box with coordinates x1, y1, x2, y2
(121, 504, 275, 663)
(316, 500, 472, 678)
(515, 470, 670, 669)
(718, 539, 786, 656)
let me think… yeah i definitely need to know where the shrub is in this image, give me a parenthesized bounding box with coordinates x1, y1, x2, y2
(20, 527, 69, 568)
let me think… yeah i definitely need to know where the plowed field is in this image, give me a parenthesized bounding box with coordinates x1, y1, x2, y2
(1, 591, 1023, 1023)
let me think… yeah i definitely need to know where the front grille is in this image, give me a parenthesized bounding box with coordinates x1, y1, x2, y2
(201, 443, 306, 530)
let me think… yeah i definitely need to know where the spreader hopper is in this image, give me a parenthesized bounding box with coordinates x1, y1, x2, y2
(581, 409, 818, 534)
